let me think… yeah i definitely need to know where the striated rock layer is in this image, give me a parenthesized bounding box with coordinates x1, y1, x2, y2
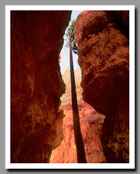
(11, 11, 71, 163)
(75, 11, 129, 162)
(50, 68, 106, 163)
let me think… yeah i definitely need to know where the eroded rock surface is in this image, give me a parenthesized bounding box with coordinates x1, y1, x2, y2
(75, 11, 129, 162)
(50, 68, 106, 163)
(11, 11, 71, 163)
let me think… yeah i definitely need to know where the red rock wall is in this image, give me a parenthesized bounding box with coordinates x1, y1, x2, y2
(11, 11, 71, 163)
(75, 11, 129, 162)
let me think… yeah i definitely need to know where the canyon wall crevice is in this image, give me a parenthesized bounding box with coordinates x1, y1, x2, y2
(75, 11, 129, 162)
(11, 11, 71, 163)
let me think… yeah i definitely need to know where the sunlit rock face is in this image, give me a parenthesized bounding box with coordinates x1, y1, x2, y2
(50, 68, 106, 163)
(75, 11, 129, 162)
(11, 11, 71, 163)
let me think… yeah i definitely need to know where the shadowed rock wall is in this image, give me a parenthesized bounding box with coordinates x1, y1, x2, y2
(11, 11, 71, 163)
(75, 11, 129, 162)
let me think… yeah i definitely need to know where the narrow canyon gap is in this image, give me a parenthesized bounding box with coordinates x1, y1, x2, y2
(11, 10, 129, 163)
(50, 11, 106, 163)
(51, 10, 129, 163)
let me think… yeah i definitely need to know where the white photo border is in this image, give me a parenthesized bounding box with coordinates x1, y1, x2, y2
(5, 5, 135, 169)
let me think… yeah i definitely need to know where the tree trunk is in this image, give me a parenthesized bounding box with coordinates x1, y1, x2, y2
(69, 29, 87, 163)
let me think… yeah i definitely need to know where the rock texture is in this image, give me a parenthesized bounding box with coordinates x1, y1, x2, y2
(50, 68, 106, 163)
(11, 11, 71, 163)
(75, 11, 129, 162)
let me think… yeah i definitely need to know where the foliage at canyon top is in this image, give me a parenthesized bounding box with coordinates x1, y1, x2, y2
(64, 20, 77, 54)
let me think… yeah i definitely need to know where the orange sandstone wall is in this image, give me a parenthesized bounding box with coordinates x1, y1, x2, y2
(11, 11, 71, 163)
(75, 11, 129, 162)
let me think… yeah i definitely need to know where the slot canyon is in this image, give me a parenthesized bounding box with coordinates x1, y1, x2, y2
(11, 10, 129, 163)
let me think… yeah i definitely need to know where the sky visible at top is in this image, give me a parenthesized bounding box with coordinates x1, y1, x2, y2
(60, 10, 82, 74)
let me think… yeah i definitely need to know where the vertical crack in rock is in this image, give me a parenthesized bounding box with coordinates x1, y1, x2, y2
(11, 11, 71, 163)
(75, 11, 129, 163)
